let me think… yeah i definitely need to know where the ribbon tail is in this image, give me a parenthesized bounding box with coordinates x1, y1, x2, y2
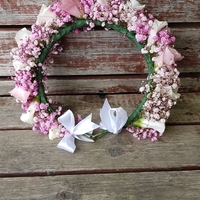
(73, 114, 99, 135)
(57, 134, 76, 153)
(75, 135, 94, 142)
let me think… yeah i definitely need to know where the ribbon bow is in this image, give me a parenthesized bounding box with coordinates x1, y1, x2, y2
(57, 110, 99, 153)
(100, 99, 128, 134)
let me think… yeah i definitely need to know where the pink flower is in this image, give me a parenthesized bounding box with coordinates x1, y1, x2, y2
(9, 87, 30, 103)
(57, 0, 84, 18)
(154, 46, 183, 67)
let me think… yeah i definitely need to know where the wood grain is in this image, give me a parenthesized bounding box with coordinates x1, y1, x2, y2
(0, 0, 199, 25)
(0, 125, 200, 175)
(2, 76, 200, 96)
(1, 93, 200, 129)
(1, 170, 200, 200)
(1, 28, 200, 76)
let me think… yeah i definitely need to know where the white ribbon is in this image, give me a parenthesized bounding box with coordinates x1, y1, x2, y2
(100, 99, 128, 134)
(57, 110, 99, 153)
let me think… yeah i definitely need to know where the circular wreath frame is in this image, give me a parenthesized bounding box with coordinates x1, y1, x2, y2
(9, 0, 183, 151)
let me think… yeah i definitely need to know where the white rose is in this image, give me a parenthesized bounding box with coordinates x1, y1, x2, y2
(130, 0, 145, 10)
(164, 85, 180, 101)
(48, 125, 59, 140)
(13, 60, 27, 71)
(36, 4, 57, 24)
(147, 19, 168, 46)
(96, 0, 108, 5)
(20, 102, 36, 124)
(15, 28, 31, 46)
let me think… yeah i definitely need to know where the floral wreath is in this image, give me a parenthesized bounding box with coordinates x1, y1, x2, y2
(9, 0, 183, 153)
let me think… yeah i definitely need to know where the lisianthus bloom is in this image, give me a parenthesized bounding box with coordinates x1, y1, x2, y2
(100, 99, 128, 134)
(133, 118, 165, 134)
(154, 46, 183, 67)
(9, 87, 30, 103)
(20, 102, 36, 124)
(57, 0, 84, 18)
(36, 4, 57, 24)
(147, 19, 168, 46)
(15, 28, 31, 46)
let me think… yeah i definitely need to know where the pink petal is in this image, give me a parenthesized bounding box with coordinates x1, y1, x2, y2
(9, 87, 30, 103)
(57, 0, 83, 18)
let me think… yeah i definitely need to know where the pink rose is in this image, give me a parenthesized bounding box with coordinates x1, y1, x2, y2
(154, 46, 183, 67)
(9, 87, 30, 103)
(57, 0, 84, 18)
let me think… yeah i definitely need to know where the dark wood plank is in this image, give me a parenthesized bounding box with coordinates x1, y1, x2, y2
(1, 171, 200, 200)
(0, 0, 199, 25)
(0, 124, 200, 175)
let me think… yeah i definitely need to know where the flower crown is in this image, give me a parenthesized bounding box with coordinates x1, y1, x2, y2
(9, 0, 183, 153)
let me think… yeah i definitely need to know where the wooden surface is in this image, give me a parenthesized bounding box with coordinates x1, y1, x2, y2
(1, 0, 200, 199)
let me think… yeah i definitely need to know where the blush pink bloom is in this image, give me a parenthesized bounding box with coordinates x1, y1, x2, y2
(9, 87, 30, 103)
(154, 46, 183, 67)
(57, 0, 84, 18)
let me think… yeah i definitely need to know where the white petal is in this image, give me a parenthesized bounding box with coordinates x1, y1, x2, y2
(20, 103, 35, 124)
(148, 19, 168, 46)
(48, 125, 59, 140)
(130, 0, 145, 10)
(12, 60, 27, 71)
(15, 28, 31, 46)
(36, 4, 56, 24)
(57, 134, 76, 153)
(134, 118, 165, 134)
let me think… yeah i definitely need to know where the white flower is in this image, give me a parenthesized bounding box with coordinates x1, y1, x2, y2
(133, 118, 165, 134)
(130, 0, 145, 10)
(36, 4, 57, 24)
(15, 28, 31, 46)
(49, 125, 60, 140)
(57, 110, 99, 153)
(13, 60, 27, 71)
(20, 102, 36, 124)
(147, 19, 168, 46)
(97, 0, 108, 5)
(164, 85, 180, 101)
(100, 99, 128, 134)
